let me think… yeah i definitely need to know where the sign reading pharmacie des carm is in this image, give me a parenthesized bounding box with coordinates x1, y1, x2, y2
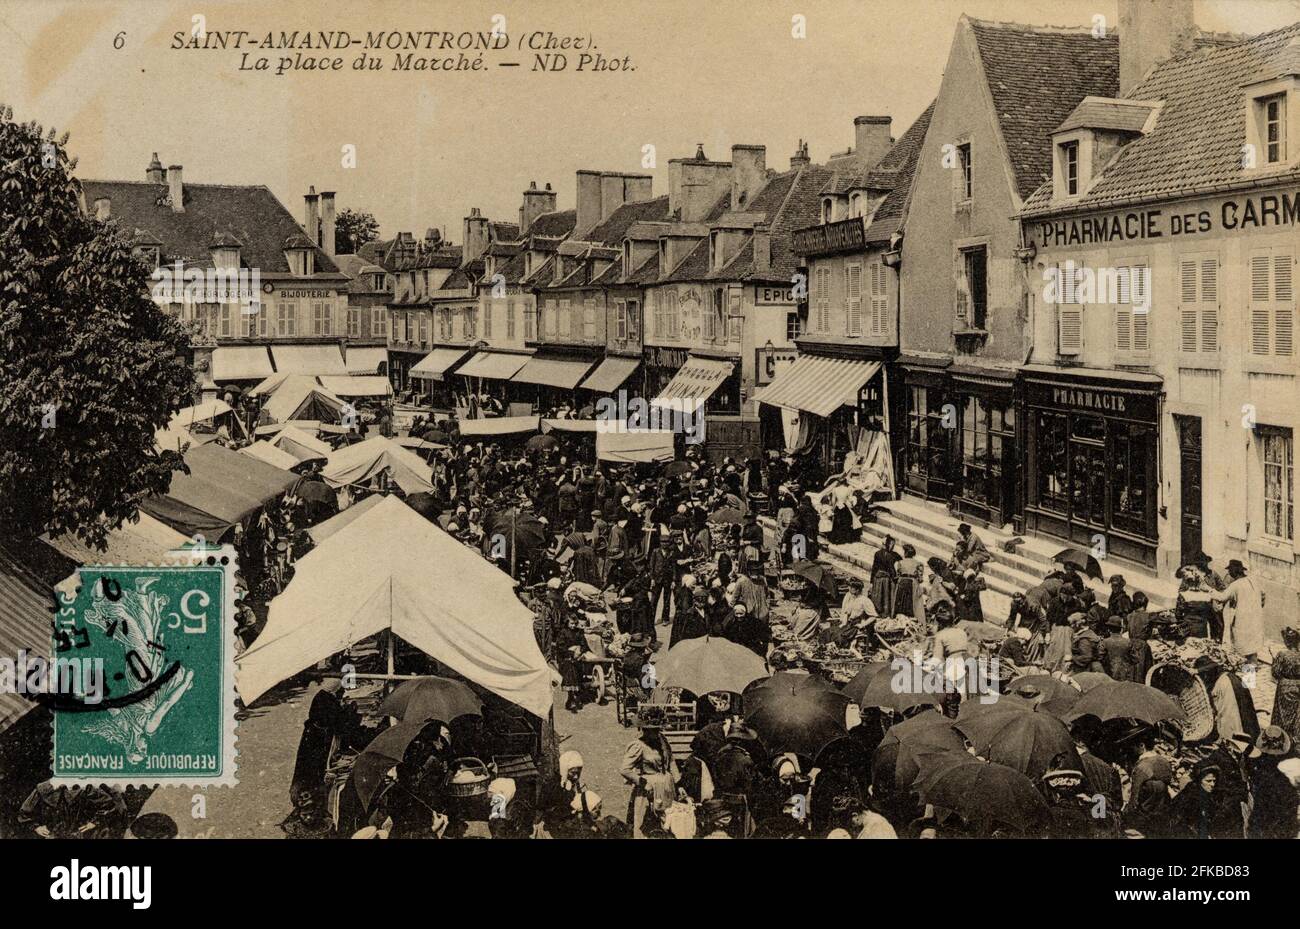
(1031, 188, 1300, 248)
(792, 217, 866, 256)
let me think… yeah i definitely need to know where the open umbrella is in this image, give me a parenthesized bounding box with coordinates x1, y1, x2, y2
(954, 703, 1081, 779)
(873, 709, 966, 794)
(787, 559, 839, 599)
(926, 556, 949, 576)
(858, 659, 945, 713)
(377, 676, 484, 724)
(913, 753, 1051, 834)
(525, 434, 559, 453)
(1064, 680, 1185, 727)
(839, 661, 890, 705)
(483, 509, 549, 556)
(654, 636, 769, 696)
(352, 719, 448, 811)
(745, 686, 849, 760)
(662, 460, 693, 479)
(1052, 547, 1103, 580)
(707, 506, 745, 526)
(404, 492, 442, 522)
(743, 671, 838, 712)
(1070, 671, 1113, 693)
(1008, 674, 1082, 717)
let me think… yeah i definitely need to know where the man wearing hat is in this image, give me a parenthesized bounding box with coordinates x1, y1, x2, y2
(1193, 655, 1260, 746)
(1210, 559, 1265, 663)
(1248, 726, 1299, 838)
(1098, 615, 1135, 682)
(671, 587, 711, 648)
(1107, 574, 1133, 618)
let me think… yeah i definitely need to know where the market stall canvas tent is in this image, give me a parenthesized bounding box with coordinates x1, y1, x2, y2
(140, 441, 299, 537)
(321, 436, 434, 494)
(236, 495, 553, 717)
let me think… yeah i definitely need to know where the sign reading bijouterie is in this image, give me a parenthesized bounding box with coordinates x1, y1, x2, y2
(1032, 190, 1300, 247)
(792, 218, 866, 256)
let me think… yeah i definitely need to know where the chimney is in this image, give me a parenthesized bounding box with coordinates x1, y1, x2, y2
(600, 172, 628, 223)
(752, 226, 772, 273)
(730, 145, 767, 209)
(854, 116, 892, 167)
(575, 170, 603, 236)
(668, 151, 732, 223)
(145, 153, 165, 184)
(93, 197, 111, 221)
(463, 207, 489, 263)
(790, 140, 810, 170)
(167, 165, 184, 213)
(623, 174, 653, 203)
(304, 186, 320, 245)
(520, 180, 559, 235)
(320, 191, 336, 257)
(1119, 0, 1197, 96)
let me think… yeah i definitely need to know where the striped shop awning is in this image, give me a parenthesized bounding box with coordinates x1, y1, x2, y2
(510, 353, 596, 390)
(456, 351, 531, 382)
(651, 357, 734, 406)
(0, 550, 52, 733)
(578, 356, 640, 394)
(410, 347, 469, 381)
(753, 355, 881, 418)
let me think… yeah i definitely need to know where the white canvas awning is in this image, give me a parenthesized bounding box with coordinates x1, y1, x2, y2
(596, 429, 676, 463)
(458, 416, 540, 437)
(269, 424, 332, 462)
(260, 376, 347, 424)
(317, 375, 394, 398)
(236, 495, 552, 716)
(240, 440, 301, 471)
(754, 356, 881, 419)
(271, 343, 348, 376)
(345, 346, 389, 375)
(321, 436, 434, 494)
(211, 345, 274, 381)
(410, 348, 470, 381)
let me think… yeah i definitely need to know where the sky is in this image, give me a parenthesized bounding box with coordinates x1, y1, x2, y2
(3, 0, 1300, 243)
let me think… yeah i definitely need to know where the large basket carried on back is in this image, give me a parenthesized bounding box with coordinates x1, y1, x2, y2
(1146, 662, 1215, 742)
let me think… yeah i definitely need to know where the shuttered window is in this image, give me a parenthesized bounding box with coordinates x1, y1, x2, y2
(869, 260, 888, 335)
(845, 263, 864, 335)
(814, 267, 830, 332)
(1056, 263, 1082, 355)
(583, 298, 596, 339)
(559, 298, 572, 337)
(1249, 247, 1295, 357)
(1114, 261, 1149, 355)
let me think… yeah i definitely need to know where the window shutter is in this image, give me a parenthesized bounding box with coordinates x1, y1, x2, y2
(1179, 256, 1198, 352)
(816, 267, 830, 331)
(1058, 305, 1082, 355)
(1200, 257, 1219, 352)
(847, 263, 863, 335)
(1115, 305, 1132, 352)
(1252, 307, 1272, 354)
(1276, 250, 1294, 357)
(1251, 251, 1271, 301)
(1133, 305, 1149, 352)
(1180, 259, 1198, 303)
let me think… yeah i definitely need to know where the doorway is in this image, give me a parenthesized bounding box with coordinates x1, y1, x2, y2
(1177, 416, 1203, 567)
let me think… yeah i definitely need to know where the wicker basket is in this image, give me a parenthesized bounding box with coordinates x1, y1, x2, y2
(446, 757, 492, 798)
(1146, 663, 1215, 742)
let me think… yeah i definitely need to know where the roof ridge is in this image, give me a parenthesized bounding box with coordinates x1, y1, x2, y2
(965, 16, 1106, 36)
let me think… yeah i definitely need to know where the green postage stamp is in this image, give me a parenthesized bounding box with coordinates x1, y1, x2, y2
(50, 546, 239, 787)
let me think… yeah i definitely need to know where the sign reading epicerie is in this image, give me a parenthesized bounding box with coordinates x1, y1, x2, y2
(1034, 190, 1300, 248)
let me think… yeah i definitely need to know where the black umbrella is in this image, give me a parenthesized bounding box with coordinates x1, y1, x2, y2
(840, 661, 890, 705)
(1052, 547, 1104, 580)
(352, 719, 447, 811)
(483, 508, 548, 555)
(662, 460, 693, 479)
(377, 676, 484, 724)
(913, 752, 1052, 834)
(787, 559, 838, 599)
(525, 434, 559, 453)
(745, 686, 849, 761)
(404, 492, 442, 522)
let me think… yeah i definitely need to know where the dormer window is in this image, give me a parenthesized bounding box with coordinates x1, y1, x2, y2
(1263, 93, 1287, 163)
(849, 193, 864, 218)
(1062, 141, 1080, 195)
(822, 199, 833, 224)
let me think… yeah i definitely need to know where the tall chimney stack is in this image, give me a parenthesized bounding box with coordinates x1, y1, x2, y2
(320, 191, 336, 257)
(790, 140, 810, 170)
(146, 153, 165, 184)
(1119, 0, 1197, 96)
(304, 186, 320, 245)
(854, 116, 892, 167)
(167, 165, 184, 213)
(463, 207, 490, 263)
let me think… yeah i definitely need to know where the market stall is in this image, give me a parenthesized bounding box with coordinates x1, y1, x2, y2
(140, 441, 298, 538)
(321, 436, 434, 494)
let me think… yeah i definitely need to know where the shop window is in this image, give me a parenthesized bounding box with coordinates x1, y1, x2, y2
(960, 396, 1013, 508)
(1036, 411, 1069, 514)
(1179, 255, 1219, 353)
(907, 386, 951, 488)
(1071, 414, 1106, 444)
(1112, 423, 1153, 536)
(1260, 426, 1294, 541)
(1248, 247, 1295, 358)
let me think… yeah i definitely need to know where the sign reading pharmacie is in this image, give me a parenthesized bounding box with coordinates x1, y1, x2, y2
(792, 218, 866, 257)
(1024, 373, 1161, 423)
(1031, 188, 1300, 249)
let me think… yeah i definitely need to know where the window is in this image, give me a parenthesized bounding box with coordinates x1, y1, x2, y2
(727, 290, 742, 342)
(1264, 94, 1286, 164)
(218, 303, 234, 338)
(1179, 255, 1219, 353)
(615, 300, 628, 341)
(312, 301, 331, 336)
(245, 301, 268, 337)
(845, 263, 863, 335)
(583, 298, 596, 339)
(1112, 422, 1153, 536)
(704, 289, 721, 341)
(957, 142, 972, 201)
(347, 309, 361, 337)
(1056, 262, 1083, 355)
(371, 307, 386, 338)
(958, 246, 988, 330)
(627, 299, 640, 341)
(1261, 426, 1294, 541)
(868, 259, 888, 335)
(394, 312, 406, 342)
(815, 267, 830, 332)
(559, 299, 572, 337)
(1249, 247, 1295, 357)
(960, 397, 1013, 506)
(422, 270, 430, 294)
(906, 386, 952, 490)
(278, 302, 297, 337)
(483, 301, 493, 338)
(1036, 411, 1069, 514)
(666, 292, 679, 340)
(822, 199, 833, 223)
(524, 304, 536, 340)
(418, 314, 429, 344)
(462, 307, 475, 339)
(1114, 261, 1149, 356)
(787, 311, 802, 341)
(1062, 141, 1079, 195)
(506, 300, 516, 339)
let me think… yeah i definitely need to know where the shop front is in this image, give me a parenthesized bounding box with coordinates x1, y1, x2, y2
(510, 348, 600, 412)
(408, 347, 471, 410)
(1020, 365, 1163, 568)
(901, 358, 953, 503)
(950, 366, 1019, 529)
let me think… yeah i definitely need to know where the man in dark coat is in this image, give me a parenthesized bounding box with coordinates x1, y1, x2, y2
(795, 496, 821, 560)
(671, 588, 711, 647)
(1099, 616, 1136, 681)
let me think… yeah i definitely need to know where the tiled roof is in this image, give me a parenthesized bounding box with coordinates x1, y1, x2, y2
(585, 196, 671, 247)
(497, 251, 529, 285)
(527, 209, 577, 239)
(968, 18, 1119, 200)
(524, 255, 556, 286)
(1023, 23, 1300, 214)
(1056, 97, 1157, 134)
(79, 179, 343, 276)
(490, 221, 520, 242)
(865, 101, 935, 242)
(624, 251, 659, 284)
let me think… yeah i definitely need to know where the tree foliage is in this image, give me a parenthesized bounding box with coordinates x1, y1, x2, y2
(0, 104, 196, 548)
(334, 208, 380, 254)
